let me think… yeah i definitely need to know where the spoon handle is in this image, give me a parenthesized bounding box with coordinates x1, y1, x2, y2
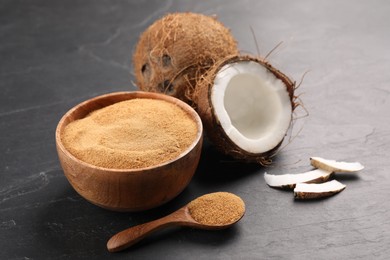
(107, 207, 194, 252)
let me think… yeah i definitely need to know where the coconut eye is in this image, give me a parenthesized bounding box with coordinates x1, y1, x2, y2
(158, 80, 174, 94)
(162, 54, 171, 67)
(141, 63, 151, 81)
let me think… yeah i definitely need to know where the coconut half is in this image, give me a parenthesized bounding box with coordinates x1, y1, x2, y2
(195, 56, 295, 164)
(294, 180, 346, 199)
(310, 157, 364, 173)
(264, 169, 333, 189)
(133, 12, 238, 104)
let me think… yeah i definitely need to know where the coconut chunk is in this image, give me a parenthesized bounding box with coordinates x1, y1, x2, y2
(264, 169, 333, 189)
(310, 157, 364, 173)
(294, 180, 346, 199)
(211, 60, 292, 154)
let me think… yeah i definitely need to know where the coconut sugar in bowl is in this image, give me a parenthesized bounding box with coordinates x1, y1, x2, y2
(55, 91, 203, 211)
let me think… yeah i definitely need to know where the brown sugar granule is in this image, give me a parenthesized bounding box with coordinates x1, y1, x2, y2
(61, 98, 198, 169)
(187, 192, 245, 226)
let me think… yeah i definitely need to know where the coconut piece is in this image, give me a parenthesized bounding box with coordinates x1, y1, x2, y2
(133, 12, 238, 104)
(294, 180, 346, 199)
(310, 157, 364, 173)
(195, 55, 295, 164)
(264, 169, 333, 189)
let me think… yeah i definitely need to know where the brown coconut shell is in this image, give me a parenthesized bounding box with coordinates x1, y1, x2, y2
(133, 12, 239, 105)
(194, 55, 296, 165)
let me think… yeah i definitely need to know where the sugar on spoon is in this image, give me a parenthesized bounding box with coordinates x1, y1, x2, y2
(107, 192, 245, 252)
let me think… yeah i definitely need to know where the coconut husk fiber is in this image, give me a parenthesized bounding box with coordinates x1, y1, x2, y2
(133, 12, 239, 105)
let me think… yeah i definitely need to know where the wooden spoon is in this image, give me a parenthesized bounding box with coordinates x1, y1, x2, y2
(107, 194, 245, 252)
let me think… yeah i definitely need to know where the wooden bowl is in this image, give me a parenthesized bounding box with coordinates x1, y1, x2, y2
(55, 91, 203, 212)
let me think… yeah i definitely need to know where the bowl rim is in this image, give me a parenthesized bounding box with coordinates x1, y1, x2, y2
(55, 91, 203, 173)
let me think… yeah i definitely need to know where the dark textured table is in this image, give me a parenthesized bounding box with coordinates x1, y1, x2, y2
(1, 0, 389, 259)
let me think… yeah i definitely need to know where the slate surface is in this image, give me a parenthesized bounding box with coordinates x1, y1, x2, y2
(1, 0, 389, 259)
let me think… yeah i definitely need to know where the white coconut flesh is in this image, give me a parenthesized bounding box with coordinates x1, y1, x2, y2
(264, 169, 333, 188)
(294, 180, 346, 199)
(310, 157, 364, 172)
(211, 61, 292, 154)
(294, 180, 346, 193)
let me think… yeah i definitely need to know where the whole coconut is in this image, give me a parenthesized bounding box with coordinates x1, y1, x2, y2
(194, 55, 296, 165)
(133, 12, 239, 105)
